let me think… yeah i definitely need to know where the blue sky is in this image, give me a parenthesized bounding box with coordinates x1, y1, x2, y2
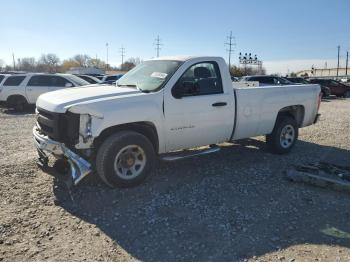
(1, 0, 349, 74)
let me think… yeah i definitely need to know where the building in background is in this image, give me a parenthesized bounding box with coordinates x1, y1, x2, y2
(297, 68, 349, 79)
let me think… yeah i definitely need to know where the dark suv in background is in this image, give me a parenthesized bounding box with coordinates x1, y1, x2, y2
(287, 77, 331, 97)
(241, 75, 293, 86)
(286, 77, 309, 84)
(309, 79, 350, 98)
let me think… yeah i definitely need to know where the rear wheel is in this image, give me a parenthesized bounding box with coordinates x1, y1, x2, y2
(96, 131, 156, 187)
(344, 90, 350, 98)
(266, 116, 298, 154)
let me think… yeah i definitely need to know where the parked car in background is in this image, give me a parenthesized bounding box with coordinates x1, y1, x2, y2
(0, 73, 89, 111)
(101, 74, 124, 84)
(288, 77, 331, 97)
(241, 75, 294, 86)
(286, 77, 309, 84)
(75, 74, 101, 84)
(93, 75, 105, 80)
(231, 76, 239, 82)
(308, 79, 350, 98)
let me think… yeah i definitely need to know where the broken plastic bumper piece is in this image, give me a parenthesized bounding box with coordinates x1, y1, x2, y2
(33, 126, 91, 185)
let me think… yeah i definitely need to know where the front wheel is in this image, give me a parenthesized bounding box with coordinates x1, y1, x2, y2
(266, 116, 298, 154)
(96, 131, 156, 187)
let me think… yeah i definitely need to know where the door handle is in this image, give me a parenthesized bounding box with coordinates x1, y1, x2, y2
(212, 102, 227, 107)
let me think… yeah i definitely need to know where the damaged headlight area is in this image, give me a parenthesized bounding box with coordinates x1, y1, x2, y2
(75, 114, 94, 149)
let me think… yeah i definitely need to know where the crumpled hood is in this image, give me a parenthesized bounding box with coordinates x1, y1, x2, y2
(36, 85, 141, 113)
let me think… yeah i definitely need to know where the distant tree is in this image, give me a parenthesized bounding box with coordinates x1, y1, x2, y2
(5, 65, 12, 71)
(127, 57, 142, 66)
(38, 53, 60, 73)
(17, 57, 36, 72)
(230, 65, 266, 77)
(120, 61, 136, 71)
(86, 58, 106, 69)
(0, 59, 4, 71)
(229, 65, 244, 77)
(73, 54, 91, 67)
(60, 59, 80, 72)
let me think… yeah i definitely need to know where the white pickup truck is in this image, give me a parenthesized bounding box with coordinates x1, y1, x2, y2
(33, 56, 321, 187)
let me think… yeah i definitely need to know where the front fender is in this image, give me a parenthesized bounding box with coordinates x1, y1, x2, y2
(68, 91, 166, 153)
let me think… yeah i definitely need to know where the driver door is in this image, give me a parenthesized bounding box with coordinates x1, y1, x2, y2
(163, 61, 234, 152)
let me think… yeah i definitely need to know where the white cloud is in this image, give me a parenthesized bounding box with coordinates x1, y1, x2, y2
(264, 59, 340, 75)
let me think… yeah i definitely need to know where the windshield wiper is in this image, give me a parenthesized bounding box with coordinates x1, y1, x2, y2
(117, 84, 137, 87)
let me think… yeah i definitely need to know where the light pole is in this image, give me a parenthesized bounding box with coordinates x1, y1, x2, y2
(106, 43, 109, 70)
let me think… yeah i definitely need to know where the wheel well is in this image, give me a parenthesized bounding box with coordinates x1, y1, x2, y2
(277, 105, 305, 127)
(93, 122, 159, 153)
(6, 95, 27, 106)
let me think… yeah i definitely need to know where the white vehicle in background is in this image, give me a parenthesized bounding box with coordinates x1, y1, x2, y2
(33, 56, 321, 188)
(0, 74, 11, 84)
(0, 74, 11, 106)
(0, 73, 89, 111)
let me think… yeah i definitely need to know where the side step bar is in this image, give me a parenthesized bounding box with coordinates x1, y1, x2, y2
(160, 145, 220, 161)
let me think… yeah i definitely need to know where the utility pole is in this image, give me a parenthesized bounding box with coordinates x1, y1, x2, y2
(337, 45, 340, 78)
(346, 51, 349, 76)
(225, 31, 236, 70)
(12, 53, 15, 70)
(119, 46, 126, 69)
(106, 43, 109, 70)
(154, 35, 162, 57)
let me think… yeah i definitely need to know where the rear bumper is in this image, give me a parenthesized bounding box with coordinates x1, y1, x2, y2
(314, 113, 321, 124)
(33, 126, 91, 185)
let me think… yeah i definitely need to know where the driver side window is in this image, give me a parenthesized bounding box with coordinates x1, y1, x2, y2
(174, 62, 223, 97)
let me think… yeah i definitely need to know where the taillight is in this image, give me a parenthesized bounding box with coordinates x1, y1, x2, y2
(317, 92, 322, 111)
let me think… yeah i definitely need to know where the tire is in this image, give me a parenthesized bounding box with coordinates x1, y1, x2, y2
(266, 116, 298, 154)
(344, 90, 350, 98)
(96, 131, 156, 188)
(8, 96, 27, 112)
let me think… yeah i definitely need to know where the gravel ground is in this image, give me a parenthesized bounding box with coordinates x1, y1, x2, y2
(1, 99, 350, 262)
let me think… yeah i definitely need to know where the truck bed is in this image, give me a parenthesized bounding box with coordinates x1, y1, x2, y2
(232, 84, 320, 140)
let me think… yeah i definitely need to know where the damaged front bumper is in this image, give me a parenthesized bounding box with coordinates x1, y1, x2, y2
(33, 126, 92, 185)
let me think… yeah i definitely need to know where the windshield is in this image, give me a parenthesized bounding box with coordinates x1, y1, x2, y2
(67, 75, 90, 86)
(117, 60, 182, 92)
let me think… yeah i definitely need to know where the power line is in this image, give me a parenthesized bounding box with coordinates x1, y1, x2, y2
(120, 46, 126, 66)
(154, 35, 162, 57)
(225, 31, 236, 69)
(106, 43, 109, 70)
(12, 53, 15, 70)
(346, 51, 349, 76)
(337, 45, 340, 77)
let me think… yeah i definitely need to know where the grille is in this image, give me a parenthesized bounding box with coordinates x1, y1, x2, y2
(36, 108, 80, 145)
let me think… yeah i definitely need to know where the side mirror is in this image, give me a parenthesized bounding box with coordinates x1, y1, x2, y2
(172, 84, 185, 99)
(172, 81, 198, 99)
(65, 82, 73, 87)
